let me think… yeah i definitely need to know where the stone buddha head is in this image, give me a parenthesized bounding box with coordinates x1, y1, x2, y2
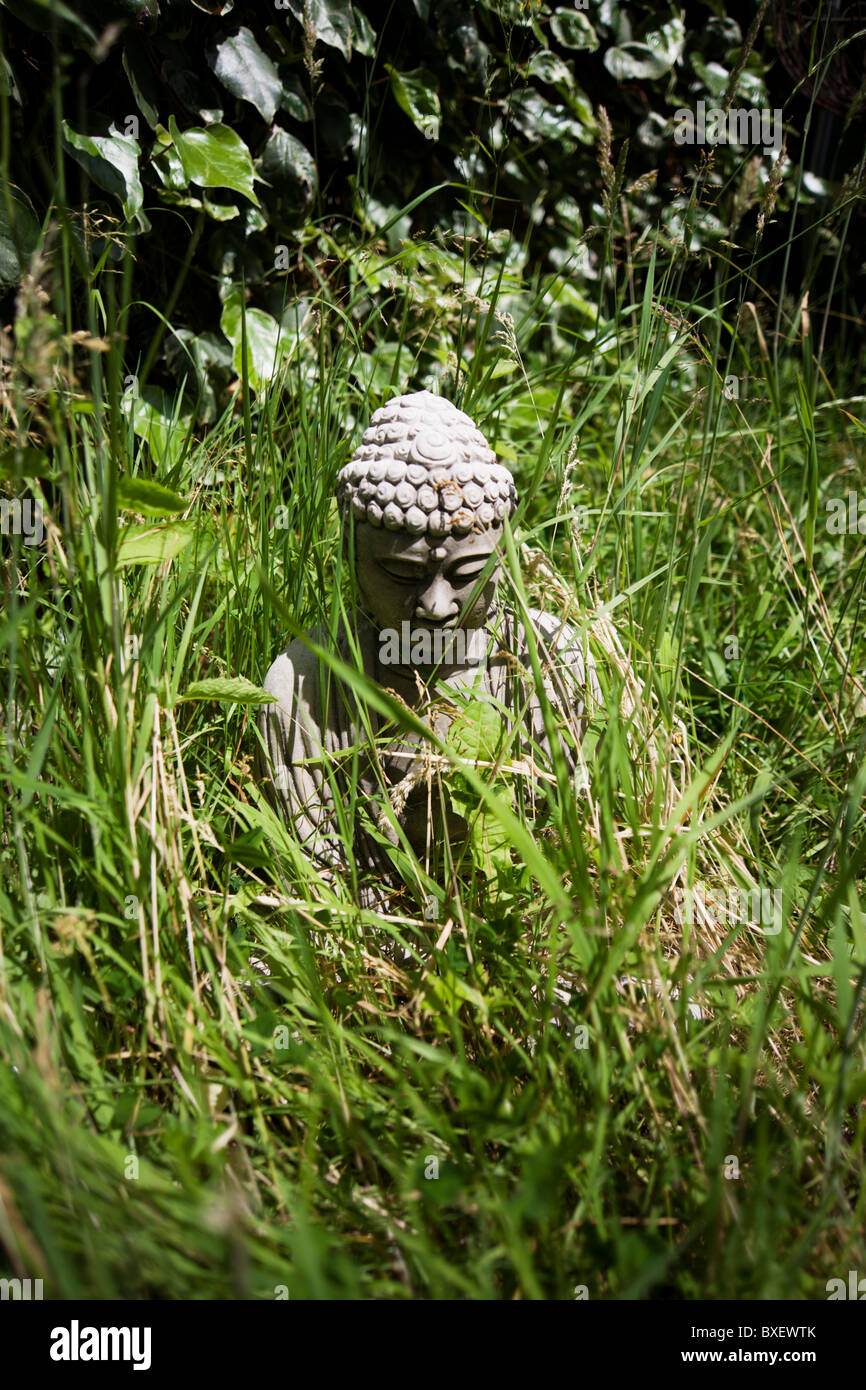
(336, 391, 518, 675)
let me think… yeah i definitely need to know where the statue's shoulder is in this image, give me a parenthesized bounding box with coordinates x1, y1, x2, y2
(262, 627, 328, 703)
(528, 606, 574, 642)
(262, 616, 377, 704)
(509, 605, 600, 703)
(513, 606, 583, 657)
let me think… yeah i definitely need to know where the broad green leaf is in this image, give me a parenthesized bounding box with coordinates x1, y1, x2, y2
(210, 27, 283, 123)
(690, 55, 729, 100)
(259, 128, 318, 207)
(117, 477, 187, 516)
(449, 699, 504, 764)
(168, 117, 260, 206)
(0, 189, 40, 286)
(116, 520, 198, 567)
(236, 311, 287, 389)
(705, 15, 742, 47)
(604, 43, 665, 80)
(351, 5, 377, 56)
(423, 967, 491, 1018)
(510, 89, 589, 147)
(604, 19, 685, 81)
(152, 140, 189, 192)
(550, 7, 599, 50)
(122, 47, 159, 129)
(279, 76, 312, 123)
(178, 676, 276, 705)
(220, 291, 297, 391)
(445, 697, 514, 876)
(165, 329, 233, 423)
(285, 0, 353, 59)
(122, 389, 192, 469)
(527, 50, 573, 87)
(385, 65, 441, 141)
(202, 199, 241, 221)
(61, 122, 144, 225)
(0, 53, 20, 102)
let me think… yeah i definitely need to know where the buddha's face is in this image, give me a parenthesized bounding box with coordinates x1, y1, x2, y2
(353, 521, 503, 666)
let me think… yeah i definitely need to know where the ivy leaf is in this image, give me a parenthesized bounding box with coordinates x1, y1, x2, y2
(385, 65, 441, 141)
(259, 128, 318, 208)
(604, 18, 685, 81)
(220, 291, 294, 391)
(122, 47, 159, 129)
(510, 90, 589, 147)
(210, 27, 283, 123)
(550, 7, 599, 51)
(152, 135, 189, 192)
(164, 329, 233, 424)
(122, 388, 192, 469)
(178, 676, 276, 705)
(0, 53, 21, 103)
(527, 50, 574, 88)
(116, 477, 187, 516)
(285, 0, 353, 59)
(0, 188, 40, 286)
(279, 76, 313, 123)
(61, 122, 144, 226)
(168, 117, 260, 206)
(351, 5, 377, 56)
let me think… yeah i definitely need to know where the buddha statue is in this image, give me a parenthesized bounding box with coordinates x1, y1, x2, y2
(258, 390, 599, 902)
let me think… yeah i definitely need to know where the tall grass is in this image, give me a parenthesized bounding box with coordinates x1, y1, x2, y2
(1, 58, 865, 1300)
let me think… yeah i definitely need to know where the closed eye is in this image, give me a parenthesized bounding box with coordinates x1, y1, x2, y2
(379, 564, 429, 584)
(448, 561, 494, 585)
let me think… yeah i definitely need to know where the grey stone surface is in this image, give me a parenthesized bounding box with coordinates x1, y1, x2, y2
(337, 390, 517, 535)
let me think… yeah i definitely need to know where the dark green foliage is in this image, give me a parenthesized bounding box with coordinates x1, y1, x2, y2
(2, 0, 864, 414)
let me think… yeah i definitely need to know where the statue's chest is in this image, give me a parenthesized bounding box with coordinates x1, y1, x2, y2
(356, 710, 472, 854)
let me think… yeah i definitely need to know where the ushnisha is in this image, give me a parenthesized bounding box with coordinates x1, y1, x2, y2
(336, 391, 517, 535)
(257, 390, 599, 898)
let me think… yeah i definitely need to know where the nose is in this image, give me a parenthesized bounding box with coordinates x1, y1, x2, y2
(414, 576, 458, 623)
